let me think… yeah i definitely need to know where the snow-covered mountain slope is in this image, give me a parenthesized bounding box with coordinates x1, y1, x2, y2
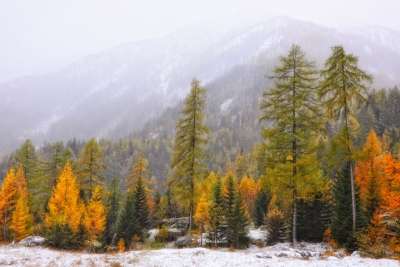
(1, 17, 400, 154)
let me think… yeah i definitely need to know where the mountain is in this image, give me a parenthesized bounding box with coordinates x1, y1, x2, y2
(1, 17, 400, 156)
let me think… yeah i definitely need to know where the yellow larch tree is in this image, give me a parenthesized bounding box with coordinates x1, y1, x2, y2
(355, 130, 385, 217)
(45, 162, 83, 233)
(84, 185, 106, 241)
(10, 193, 32, 241)
(0, 168, 18, 240)
(194, 193, 209, 246)
(238, 175, 259, 216)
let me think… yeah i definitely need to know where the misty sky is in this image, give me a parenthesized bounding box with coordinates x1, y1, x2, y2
(1, 0, 400, 82)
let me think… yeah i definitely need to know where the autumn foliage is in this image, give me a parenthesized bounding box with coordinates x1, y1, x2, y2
(45, 162, 83, 233)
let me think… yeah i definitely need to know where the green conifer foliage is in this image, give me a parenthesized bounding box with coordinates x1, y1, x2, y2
(78, 139, 105, 200)
(260, 44, 324, 244)
(319, 46, 372, 234)
(208, 177, 225, 246)
(171, 79, 208, 233)
(104, 178, 121, 246)
(15, 140, 44, 221)
(332, 161, 366, 251)
(223, 175, 249, 248)
(253, 190, 270, 227)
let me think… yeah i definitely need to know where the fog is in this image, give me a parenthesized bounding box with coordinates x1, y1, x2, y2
(1, 0, 400, 82)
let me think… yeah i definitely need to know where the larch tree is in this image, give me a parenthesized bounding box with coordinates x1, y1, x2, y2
(126, 154, 149, 191)
(355, 130, 385, 222)
(260, 44, 324, 245)
(238, 175, 258, 217)
(45, 162, 84, 234)
(0, 169, 18, 240)
(84, 186, 106, 242)
(194, 193, 209, 246)
(78, 139, 105, 200)
(15, 140, 44, 221)
(10, 193, 32, 241)
(319, 46, 372, 234)
(171, 79, 208, 233)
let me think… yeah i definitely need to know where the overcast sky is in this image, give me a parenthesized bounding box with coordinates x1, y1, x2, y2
(1, 0, 400, 82)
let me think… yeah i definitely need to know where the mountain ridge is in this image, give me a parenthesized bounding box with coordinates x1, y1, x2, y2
(1, 17, 400, 155)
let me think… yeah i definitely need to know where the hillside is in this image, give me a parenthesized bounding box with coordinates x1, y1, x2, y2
(1, 17, 400, 155)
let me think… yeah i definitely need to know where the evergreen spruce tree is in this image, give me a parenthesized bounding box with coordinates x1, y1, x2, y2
(319, 46, 372, 234)
(253, 190, 270, 227)
(171, 79, 208, 233)
(78, 139, 105, 200)
(208, 177, 225, 246)
(104, 178, 121, 246)
(265, 207, 288, 245)
(223, 174, 248, 248)
(296, 193, 332, 242)
(133, 176, 150, 236)
(164, 187, 178, 219)
(260, 44, 324, 245)
(119, 175, 150, 245)
(118, 190, 139, 246)
(332, 160, 366, 250)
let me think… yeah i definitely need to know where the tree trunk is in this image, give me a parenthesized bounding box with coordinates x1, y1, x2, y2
(292, 192, 297, 245)
(342, 61, 357, 234)
(350, 161, 356, 233)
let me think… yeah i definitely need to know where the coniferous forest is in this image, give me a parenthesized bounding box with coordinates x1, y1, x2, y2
(1, 44, 400, 260)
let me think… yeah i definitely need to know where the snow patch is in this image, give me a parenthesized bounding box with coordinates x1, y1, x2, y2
(0, 243, 398, 267)
(220, 98, 233, 112)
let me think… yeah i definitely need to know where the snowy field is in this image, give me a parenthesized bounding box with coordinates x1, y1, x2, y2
(0, 243, 398, 267)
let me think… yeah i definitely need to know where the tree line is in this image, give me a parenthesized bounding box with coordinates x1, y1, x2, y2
(0, 44, 399, 258)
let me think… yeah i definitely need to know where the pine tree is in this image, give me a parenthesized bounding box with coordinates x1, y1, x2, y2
(10, 193, 32, 241)
(104, 178, 121, 246)
(171, 79, 208, 233)
(260, 44, 323, 245)
(319, 46, 372, 234)
(332, 160, 366, 250)
(208, 176, 225, 247)
(223, 174, 248, 248)
(78, 139, 104, 200)
(84, 186, 106, 242)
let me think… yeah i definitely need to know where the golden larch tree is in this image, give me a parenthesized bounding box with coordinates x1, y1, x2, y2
(10, 193, 32, 241)
(0, 169, 18, 240)
(84, 185, 106, 241)
(194, 193, 209, 246)
(355, 130, 385, 220)
(45, 162, 83, 233)
(238, 175, 259, 216)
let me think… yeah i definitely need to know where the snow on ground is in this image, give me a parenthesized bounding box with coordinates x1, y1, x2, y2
(0, 243, 398, 267)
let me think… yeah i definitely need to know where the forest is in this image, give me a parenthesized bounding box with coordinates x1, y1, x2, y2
(0, 44, 399, 259)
